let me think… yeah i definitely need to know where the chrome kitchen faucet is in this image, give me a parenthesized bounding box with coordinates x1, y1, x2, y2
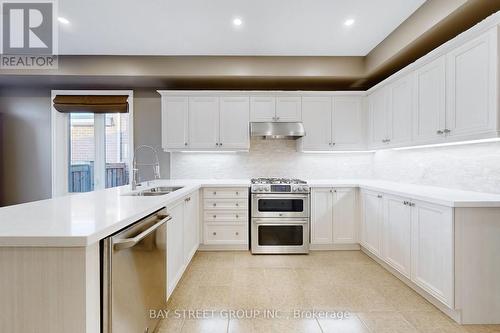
(131, 145, 161, 190)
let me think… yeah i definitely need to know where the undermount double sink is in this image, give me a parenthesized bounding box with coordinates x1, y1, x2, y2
(125, 186, 183, 196)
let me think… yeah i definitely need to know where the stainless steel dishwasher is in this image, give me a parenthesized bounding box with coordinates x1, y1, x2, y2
(102, 208, 170, 333)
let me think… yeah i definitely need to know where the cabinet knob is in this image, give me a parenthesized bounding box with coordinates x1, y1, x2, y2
(216, 143, 219, 146)
(184, 142, 188, 146)
(235, 232, 239, 236)
(236, 203, 239, 207)
(236, 214, 239, 218)
(436, 130, 444, 135)
(213, 203, 217, 207)
(377, 194, 383, 198)
(220, 143, 223, 146)
(276, 116, 280, 120)
(213, 215, 217, 218)
(443, 129, 451, 134)
(331, 142, 336, 146)
(213, 232, 217, 236)
(236, 191, 239, 195)
(213, 191, 217, 195)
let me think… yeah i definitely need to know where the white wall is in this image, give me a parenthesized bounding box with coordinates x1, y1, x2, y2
(171, 138, 374, 179)
(171, 139, 500, 194)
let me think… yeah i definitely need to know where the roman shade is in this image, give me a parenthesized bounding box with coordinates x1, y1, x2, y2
(53, 95, 129, 113)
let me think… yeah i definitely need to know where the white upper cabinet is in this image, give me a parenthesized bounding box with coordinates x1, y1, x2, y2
(219, 97, 250, 150)
(301, 96, 332, 151)
(413, 56, 447, 144)
(383, 195, 412, 278)
(250, 96, 276, 122)
(333, 96, 365, 150)
(446, 29, 498, 139)
(411, 200, 454, 307)
(276, 96, 302, 122)
(188, 97, 219, 149)
(387, 74, 413, 146)
(162, 96, 188, 149)
(368, 87, 389, 148)
(250, 96, 302, 122)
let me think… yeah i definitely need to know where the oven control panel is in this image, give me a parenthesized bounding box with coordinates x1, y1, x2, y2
(251, 184, 310, 193)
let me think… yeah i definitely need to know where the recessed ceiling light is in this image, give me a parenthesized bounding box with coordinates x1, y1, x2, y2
(58, 17, 70, 25)
(233, 18, 243, 26)
(344, 18, 355, 26)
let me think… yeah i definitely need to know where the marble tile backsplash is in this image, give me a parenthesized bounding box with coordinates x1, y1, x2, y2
(171, 139, 500, 194)
(170, 139, 374, 180)
(372, 141, 500, 194)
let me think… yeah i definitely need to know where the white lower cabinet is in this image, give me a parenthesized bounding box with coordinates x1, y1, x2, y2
(202, 187, 249, 248)
(360, 190, 383, 256)
(382, 195, 412, 278)
(361, 189, 454, 308)
(311, 187, 357, 246)
(166, 199, 185, 299)
(411, 200, 454, 307)
(166, 191, 201, 299)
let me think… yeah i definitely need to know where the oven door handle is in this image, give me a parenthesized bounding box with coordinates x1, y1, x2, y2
(252, 194, 309, 199)
(253, 219, 309, 225)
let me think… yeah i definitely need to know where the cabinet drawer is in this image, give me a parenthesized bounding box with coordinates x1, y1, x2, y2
(204, 199, 247, 210)
(204, 224, 247, 244)
(203, 187, 248, 198)
(204, 211, 247, 222)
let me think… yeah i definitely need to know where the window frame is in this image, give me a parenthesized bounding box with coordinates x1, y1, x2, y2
(51, 90, 134, 197)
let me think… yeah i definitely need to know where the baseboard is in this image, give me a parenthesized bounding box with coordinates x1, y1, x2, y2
(310, 243, 360, 251)
(360, 247, 463, 324)
(198, 244, 249, 251)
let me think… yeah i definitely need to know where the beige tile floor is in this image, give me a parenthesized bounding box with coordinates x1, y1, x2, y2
(157, 251, 500, 333)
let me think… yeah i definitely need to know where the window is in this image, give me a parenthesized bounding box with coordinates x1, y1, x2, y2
(52, 91, 133, 197)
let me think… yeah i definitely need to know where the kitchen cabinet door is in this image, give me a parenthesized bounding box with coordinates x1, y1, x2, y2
(446, 29, 497, 138)
(311, 188, 334, 244)
(332, 188, 357, 244)
(368, 87, 389, 147)
(383, 195, 411, 278)
(411, 201, 454, 307)
(219, 97, 250, 150)
(301, 96, 332, 151)
(413, 56, 446, 144)
(387, 75, 413, 146)
(332, 96, 365, 150)
(250, 96, 276, 122)
(360, 190, 383, 256)
(167, 200, 185, 299)
(162, 96, 188, 150)
(188, 97, 219, 149)
(183, 191, 199, 264)
(276, 96, 302, 122)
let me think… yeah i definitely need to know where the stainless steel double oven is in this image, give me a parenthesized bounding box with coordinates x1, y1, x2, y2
(250, 178, 310, 254)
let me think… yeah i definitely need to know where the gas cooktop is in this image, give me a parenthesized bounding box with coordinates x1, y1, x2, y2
(250, 178, 309, 193)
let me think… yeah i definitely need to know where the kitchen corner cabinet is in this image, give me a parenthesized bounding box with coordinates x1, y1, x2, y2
(250, 96, 302, 122)
(368, 87, 389, 148)
(311, 187, 357, 246)
(301, 96, 365, 151)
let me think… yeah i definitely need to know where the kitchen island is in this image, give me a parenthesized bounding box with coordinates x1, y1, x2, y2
(1, 179, 500, 332)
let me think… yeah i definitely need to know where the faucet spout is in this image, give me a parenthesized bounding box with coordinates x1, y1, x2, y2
(131, 145, 161, 190)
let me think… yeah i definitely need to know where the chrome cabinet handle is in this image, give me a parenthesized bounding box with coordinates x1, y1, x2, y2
(113, 214, 171, 251)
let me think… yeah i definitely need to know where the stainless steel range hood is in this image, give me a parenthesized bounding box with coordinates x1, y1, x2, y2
(250, 122, 305, 139)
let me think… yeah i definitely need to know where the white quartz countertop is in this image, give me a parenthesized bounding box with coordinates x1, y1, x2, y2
(1, 178, 500, 247)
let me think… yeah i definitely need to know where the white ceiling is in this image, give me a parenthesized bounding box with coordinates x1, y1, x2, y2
(58, 0, 426, 56)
